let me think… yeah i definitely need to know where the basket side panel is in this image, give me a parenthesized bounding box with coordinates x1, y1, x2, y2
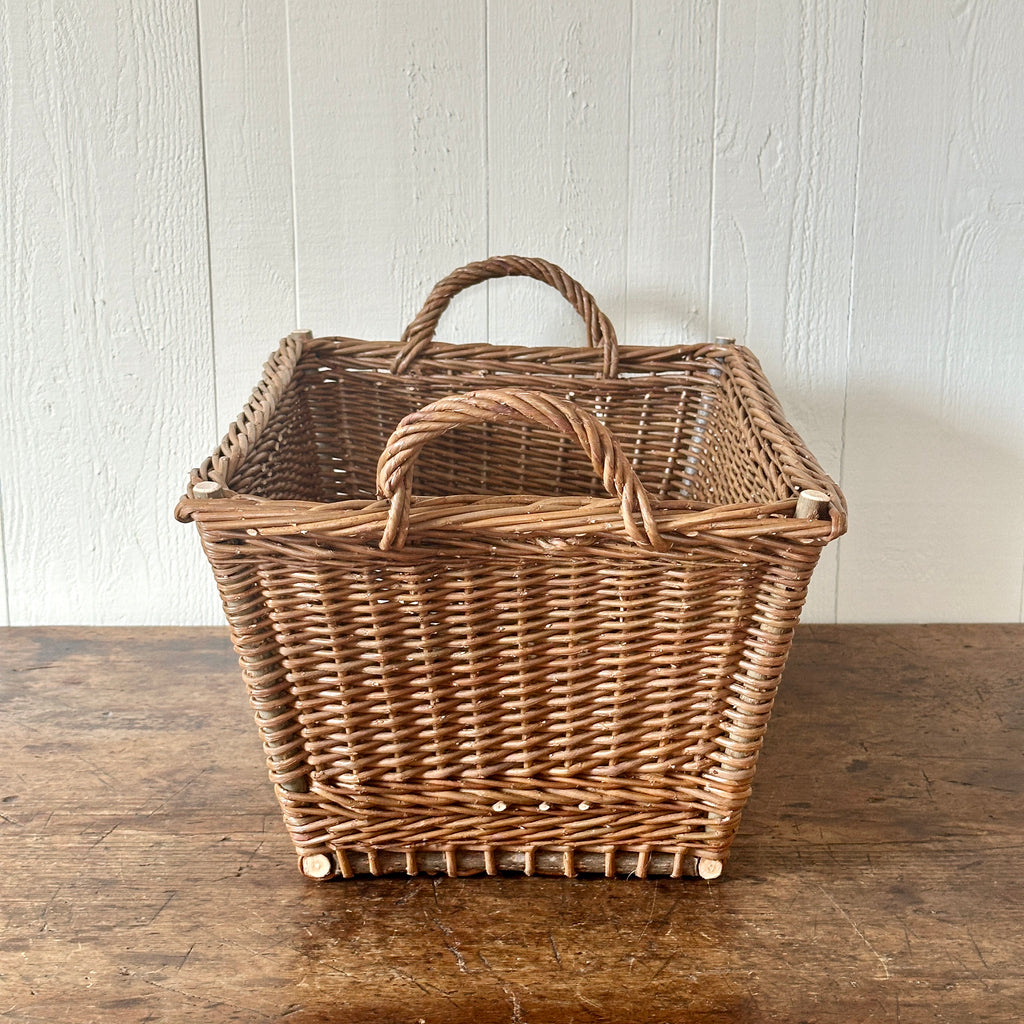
(228, 381, 323, 501)
(238, 543, 821, 868)
(705, 545, 824, 825)
(689, 383, 788, 505)
(198, 531, 308, 810)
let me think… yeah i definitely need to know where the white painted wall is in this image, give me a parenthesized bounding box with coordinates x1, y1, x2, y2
(2, 1, 1022, 625)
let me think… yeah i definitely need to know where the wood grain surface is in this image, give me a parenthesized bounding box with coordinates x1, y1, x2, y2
(1, 625, 1021, 1022)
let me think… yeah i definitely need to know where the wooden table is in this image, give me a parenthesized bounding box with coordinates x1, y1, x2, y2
(1, 625, 1021, 1023)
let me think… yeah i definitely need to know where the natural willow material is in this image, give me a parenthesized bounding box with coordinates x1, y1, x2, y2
(176, 256, 847, 881)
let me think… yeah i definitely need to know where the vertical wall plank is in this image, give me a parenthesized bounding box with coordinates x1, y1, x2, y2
(198, 0, 296, 423)
(0, 0, 12, 626)
(487, 0, 631, 347)
(627, 0, 717, 348)
(709, 1, 865, 622)
(287, 1, 488, 345)
(0, 1, 217, 624)
(840, 1, 1024, 622)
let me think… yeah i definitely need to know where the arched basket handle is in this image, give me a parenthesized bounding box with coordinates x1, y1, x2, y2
(375, 389, 664, 551)
(393, 256, 619, 377)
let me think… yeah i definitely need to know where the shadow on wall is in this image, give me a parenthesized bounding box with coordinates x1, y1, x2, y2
(800, 383, 1024, 622)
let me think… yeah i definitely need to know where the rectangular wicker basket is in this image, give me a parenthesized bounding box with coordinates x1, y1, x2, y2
(176, 256, 846, 881)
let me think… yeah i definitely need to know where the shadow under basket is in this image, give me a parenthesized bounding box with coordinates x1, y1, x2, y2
(176, 256, 847, 881)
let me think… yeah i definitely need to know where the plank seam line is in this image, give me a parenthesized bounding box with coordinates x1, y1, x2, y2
(834, 0, 870, 623)
(285, 0, 301, 327)
(0, 478, 10, 625)
(623, 0, 635, 341)
(705, 0, 722, 344)
(483, 0, 490, 343)
(193, 0, 219, 431)
(1018, 525, 1024, 623)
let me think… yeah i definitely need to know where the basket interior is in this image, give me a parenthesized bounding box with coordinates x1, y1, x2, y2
(229, 347, 786, 508)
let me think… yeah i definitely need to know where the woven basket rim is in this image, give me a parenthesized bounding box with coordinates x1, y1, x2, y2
(175, 332, 847, 548)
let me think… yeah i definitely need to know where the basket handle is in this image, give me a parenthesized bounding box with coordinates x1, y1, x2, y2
(375, 389, 665, 551)
(392, 256, 619, 377)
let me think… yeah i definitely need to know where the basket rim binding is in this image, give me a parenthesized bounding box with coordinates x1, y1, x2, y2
(175, 332, 847, 548)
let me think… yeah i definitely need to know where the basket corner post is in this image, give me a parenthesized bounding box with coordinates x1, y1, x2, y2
(299, 852, 336, 881)
(695, 856, 724, 881)
(794, 488, 831, 520)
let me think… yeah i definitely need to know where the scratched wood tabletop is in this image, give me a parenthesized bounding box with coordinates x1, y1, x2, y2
(1, 625, 1021, 1023)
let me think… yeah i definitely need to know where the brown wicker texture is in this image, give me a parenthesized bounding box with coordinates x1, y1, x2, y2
(176, 256, 847, 881)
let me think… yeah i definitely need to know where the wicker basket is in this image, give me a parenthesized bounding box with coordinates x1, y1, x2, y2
(176, 256, 846, 881)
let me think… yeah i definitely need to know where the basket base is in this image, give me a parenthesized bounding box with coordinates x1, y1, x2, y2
(298, 846, 725, 881)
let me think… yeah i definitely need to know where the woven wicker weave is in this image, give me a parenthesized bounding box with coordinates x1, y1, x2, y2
(176, 256, 846, 881)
